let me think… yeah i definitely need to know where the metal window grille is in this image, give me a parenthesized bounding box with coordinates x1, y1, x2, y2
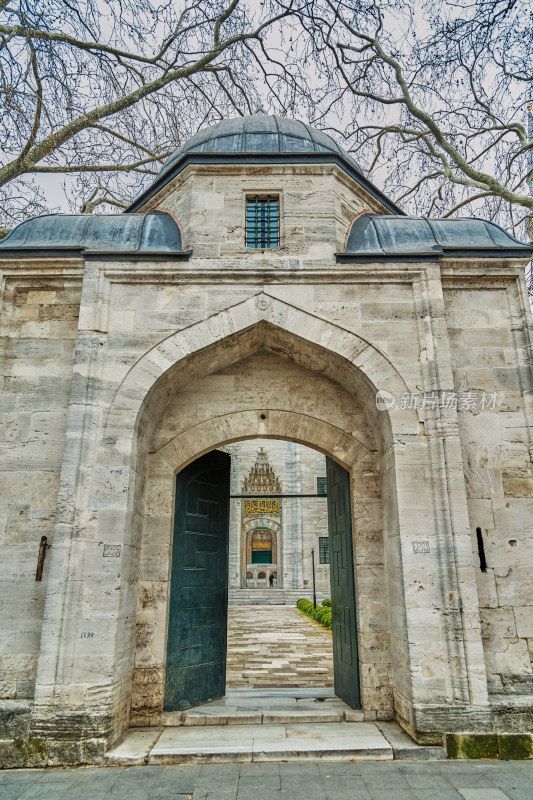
(318, 536, 329, 564)
(316, 476, 327, 495)
(246, 195, 279, 248)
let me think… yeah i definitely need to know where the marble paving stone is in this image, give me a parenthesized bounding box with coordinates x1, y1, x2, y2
(0, 789, 30, 800)
(236, 791, 281, 800)
(444, 772, 500, 789)
(226, 606, 334, 688)
(412, 792, 464, 800)
(457, 791, 512, 800)
(105, 727, 163, 765)
(366, 792, 414, 800)
(0, 771, 44, 785)
(502, 790, 533, 800)
(228, 689, 337, 698)
(12, 785, 72, 800)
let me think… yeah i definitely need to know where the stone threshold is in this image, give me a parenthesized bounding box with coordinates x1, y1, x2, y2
(106, 690, 446, 765)
(160, 688, 368, 727)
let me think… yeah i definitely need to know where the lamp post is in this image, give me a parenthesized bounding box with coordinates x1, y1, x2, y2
(311, 547, 316, 609)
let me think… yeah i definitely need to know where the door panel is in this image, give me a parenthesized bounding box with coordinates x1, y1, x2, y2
(164, 450, 231, 711)
(252, 551, 272, 564)
(326, 457, 361, 709)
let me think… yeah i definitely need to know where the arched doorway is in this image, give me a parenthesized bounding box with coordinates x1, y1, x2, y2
(122, 299, 403, 726)
(242, 517, 282, 588)
(164, 446, 360, 712)
(247, 530, 276, 586)
(41, 291, 479, 745)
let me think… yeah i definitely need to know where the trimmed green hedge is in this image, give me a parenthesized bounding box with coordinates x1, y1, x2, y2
(297, 598, 332, 630)
(321, 598, 331, 607)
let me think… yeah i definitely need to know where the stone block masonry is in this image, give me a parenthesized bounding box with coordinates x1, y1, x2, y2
(1, 112, 532, 765)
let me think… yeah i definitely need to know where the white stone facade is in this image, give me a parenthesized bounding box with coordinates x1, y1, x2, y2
(224, 440, 330, 592)
(0, 115, 532, 764)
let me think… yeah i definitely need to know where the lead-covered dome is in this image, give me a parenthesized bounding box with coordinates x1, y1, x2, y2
(0, 210, 189, 257)
(128, 110, 402, 213)
(158, 112, 364, 180)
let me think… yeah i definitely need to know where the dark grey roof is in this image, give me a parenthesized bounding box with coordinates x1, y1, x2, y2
(339, 213, 533, 260)
(128, 113, 403, 215)
(0, 210, 189, 258)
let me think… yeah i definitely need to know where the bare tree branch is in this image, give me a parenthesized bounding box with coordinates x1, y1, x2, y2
(281, 0, 532, 233)
(0, 0, 297, 221)
(2, 0, 532, 275)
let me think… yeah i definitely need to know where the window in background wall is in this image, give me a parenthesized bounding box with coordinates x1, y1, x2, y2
(319, 536, 330, 564)
(316, 476, 327, 495)
(245, 195, 279, 248)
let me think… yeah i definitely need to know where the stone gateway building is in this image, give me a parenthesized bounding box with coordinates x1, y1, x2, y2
(1, 112, 532, 765)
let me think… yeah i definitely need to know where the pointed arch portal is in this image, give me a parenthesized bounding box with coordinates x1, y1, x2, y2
(32, 289, 489, 753)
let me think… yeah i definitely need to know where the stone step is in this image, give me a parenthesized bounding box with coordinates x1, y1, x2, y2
(160, 707, 365, 726)
(105, 691, 445, 765)
(228, 589, 328, 605)
(375, 722, 446, 761)
(106, 721, 395, 765)
(158, 688, 367, 727)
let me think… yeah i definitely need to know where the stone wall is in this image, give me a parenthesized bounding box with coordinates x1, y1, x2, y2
(443, 275, 533, 713)
(0, 266, 82, 704)
(143, 163, 386, 263)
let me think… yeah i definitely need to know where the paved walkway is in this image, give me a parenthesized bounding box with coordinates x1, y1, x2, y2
(1, 760, 532, 799)
(226, 605, 334, 688)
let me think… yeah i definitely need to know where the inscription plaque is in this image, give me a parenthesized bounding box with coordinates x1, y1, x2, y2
(103, 544, 121, 558)
(243, 498, 280, 515)
(412, 541, 430, 554)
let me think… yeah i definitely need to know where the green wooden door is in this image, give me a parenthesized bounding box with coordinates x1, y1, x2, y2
(164, 450, 231, 711)
(252, 551, 272, 564)
(326, 457, 361, 709)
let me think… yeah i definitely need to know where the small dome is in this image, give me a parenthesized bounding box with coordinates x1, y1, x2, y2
(159, 113, 363, 179)
(341, 212, 533, 259)
(0, 210, 187, 256)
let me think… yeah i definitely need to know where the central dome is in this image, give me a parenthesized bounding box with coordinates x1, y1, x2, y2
(128, 110, 403, 213)
(159, 112, 363, 179)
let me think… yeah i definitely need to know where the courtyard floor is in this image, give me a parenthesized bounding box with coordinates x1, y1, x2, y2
(1, 760, 532, 800)
(226, 605, 334, 688)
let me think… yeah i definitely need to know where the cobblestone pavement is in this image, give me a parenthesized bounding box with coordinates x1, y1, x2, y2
(1, 760, 532, 799)
(226, 605, 334, 688)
